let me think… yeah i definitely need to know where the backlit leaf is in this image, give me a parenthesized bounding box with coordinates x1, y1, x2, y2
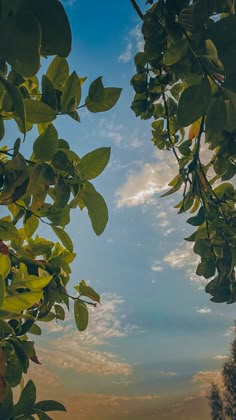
(78, 147, 111, 180)
(25, 100, 56, 123)
(74, 300, 88, 331)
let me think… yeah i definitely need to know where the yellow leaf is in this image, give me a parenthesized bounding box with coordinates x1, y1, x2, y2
(188, 119, 201, 139)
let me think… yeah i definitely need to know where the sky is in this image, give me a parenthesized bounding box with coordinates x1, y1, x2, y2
(4, 1, 236, 419)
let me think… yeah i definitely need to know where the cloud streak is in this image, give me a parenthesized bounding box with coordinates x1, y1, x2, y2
(38, 293, 140, 378)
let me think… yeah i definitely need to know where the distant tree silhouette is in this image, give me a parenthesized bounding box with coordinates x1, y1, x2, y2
(208, 325, 236, 419)
(222, 332, 236, 419)
(208, 383, 225, 420)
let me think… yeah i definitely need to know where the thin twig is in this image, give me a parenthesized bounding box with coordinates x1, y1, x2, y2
(15, 203, 51, 226)
(0, 149, 35, 165)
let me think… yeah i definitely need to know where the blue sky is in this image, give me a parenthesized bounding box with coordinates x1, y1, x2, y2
(5, 1, 236, 418)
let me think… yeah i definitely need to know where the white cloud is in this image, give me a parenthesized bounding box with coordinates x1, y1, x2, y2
(196, 307, 212, 314)
(118, 24, 144, 64)
(151, 262, 163, 272)
(164, 242, 208, 289)
(118, 42, 133, 63)
(130, 24, 144, 52)
(116, 153, 177, 208)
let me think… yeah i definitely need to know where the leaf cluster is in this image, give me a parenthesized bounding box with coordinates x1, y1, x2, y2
(0, 0, 121, 417)
(130, 0, 236, 303)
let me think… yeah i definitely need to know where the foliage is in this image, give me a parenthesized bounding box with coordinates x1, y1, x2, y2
(0, 0, 121, 418)
(208, 325, 236, 419)
(130, 0, 236, 303)
(208, 383, 225, 420)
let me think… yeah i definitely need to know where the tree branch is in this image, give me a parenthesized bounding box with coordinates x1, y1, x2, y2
(130, 0, 144, 20)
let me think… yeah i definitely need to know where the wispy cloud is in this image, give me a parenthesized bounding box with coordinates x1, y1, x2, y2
(159, 370, 178, 377)
(119, 24, 144, 64)
(38, 293, 140, 377)
(196, 307, 212, 314)
(119, 42, 133, 63)
(224, 325, 235, 336)
(214, 354, 228, 360)
(163, 242, 208, 289)
(99, 118, 124, 145)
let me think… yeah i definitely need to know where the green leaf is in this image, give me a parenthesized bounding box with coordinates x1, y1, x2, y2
(75, 284, 100, 303)
(206, 97, 226, 141)
(52, 226, 73, 252)
(61, 71, 81, 113)
(33, 124, 58, 161)
(74, 300, 89, 331)
(47, 206, 70, 227)
(35, 400, 66, 413)
(24, 274, 52, 291)
(0, 116, 4, 141)
(87, 87, 122, 113)
(52, 151, 74, 175)
(46, 57, 69, 90)
(196, 259, 216, 279)
(0, 220, 20, 241)
(24, 215, 39, 238)
(28, 323, 42, 336)
(160, 176, 183, 197)
(164, 38, 189, 66)
(87, 77, 104, 102)
(0, 254, 10, 307)
(0, 310, 34, 321)
(0, 76, 26, 135)
(54, 175, 71, 208)
(0, 254, 11, 281)
(223, 88, 236, 110)
(14, 380, 36, 416)
(177, 78, 211, 127)
(0, 382, 14, 419)
(78, 147, 111, 180)
(54, 304, 65, 321)
(213, 182, 234, 199)
(37, 312, 55, 323)
(0, 11, 41, 77)
(81, 182, 108, 235)
(34, 410, 52, 420)
(2, 291, 43, 313)
(187, 207, 205, 226)
(86, 78, 121, 113)
(24, 100, 57, 123)
(0, 320, 14, 338)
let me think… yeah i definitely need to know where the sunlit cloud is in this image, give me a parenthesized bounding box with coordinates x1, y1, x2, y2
(38, 293, 140, 377)
(192, 370, 223, 396)
(163, 242, 208, 289)
(116, 153, 177, 208)
(196, 307, 212, 314)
